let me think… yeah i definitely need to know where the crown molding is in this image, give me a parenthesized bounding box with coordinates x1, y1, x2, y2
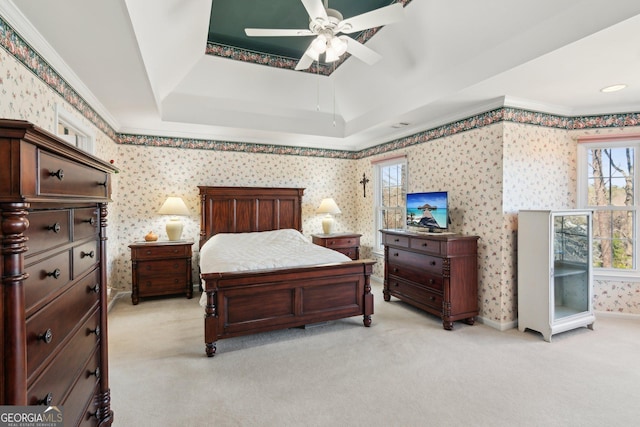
(0, 1, 120, 129)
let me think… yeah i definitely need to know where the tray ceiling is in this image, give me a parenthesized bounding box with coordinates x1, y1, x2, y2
(4, 0, 640, 152)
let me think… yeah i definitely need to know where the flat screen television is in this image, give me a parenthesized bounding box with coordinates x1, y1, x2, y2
(406, 191, 449, 232)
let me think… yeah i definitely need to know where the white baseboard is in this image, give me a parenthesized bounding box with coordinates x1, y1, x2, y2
(595, 310, 640, 321)
(477, 316, 518, 331)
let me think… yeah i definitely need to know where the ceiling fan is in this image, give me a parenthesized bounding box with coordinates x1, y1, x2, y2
(244, 0, 404, 71)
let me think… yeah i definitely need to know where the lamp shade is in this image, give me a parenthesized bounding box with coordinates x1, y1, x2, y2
(158, 197, 189, 241)
(158, 197, 190, 216)
(317, 198, 341, 234)
(316, 198, 341, 215)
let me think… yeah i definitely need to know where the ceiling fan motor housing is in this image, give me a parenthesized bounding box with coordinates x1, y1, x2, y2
(309, 8, 344, 33)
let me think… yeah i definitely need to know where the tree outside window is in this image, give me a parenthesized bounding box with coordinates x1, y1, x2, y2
(587, 147, 635, 270)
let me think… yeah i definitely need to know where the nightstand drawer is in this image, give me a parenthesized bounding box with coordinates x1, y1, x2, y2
(131, 244, 191, 260)
(139, 275, 186, 294)
(312, 233, 360, 260)
(334, 247, 357, 259)
(138, 259, 188, 278)
(322, 237, 359, 248)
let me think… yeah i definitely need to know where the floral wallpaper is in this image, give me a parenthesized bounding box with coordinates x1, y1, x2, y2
(1, 9, 639, 329)
(110, 145, 359, 290)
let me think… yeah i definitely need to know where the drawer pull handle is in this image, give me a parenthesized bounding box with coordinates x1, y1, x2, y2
(39, 393, 53, 406)
(430, 261, 436, 266)
(49, 169, 64, 180)
(81, 250, 95, 259)
(429, 279, 435, 284)
(47, 223, 61, 233)
(90, 326, 101, 337)
(39, 329, 53, 344)
(429, 296, 436, 301)
(394, 238, 400, 242)
(98, 180, 107, 187)
(47, 269, 61, 279)
(393, 268, 399, 273)
(84, 217, 96, 225)
(90, 367, 101, 378)
(393, 252, 399, 257)
(90, 283, 100, 293)
(422, 243, 429, 247)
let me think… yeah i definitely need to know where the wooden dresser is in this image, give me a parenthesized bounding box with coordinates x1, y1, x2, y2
(129, 240, 193, 304)
(381, 230, 479, 330)
(311, 233, 361, 260)
(0, 119, 117, 426)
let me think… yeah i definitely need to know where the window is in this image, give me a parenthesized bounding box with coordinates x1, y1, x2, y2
(578, 139, 639, 278)
(373, 157, 407, 253)
(55, 104, 95, 154)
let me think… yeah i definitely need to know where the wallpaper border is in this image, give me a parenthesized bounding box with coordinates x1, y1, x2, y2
(1, 12, 639, 161)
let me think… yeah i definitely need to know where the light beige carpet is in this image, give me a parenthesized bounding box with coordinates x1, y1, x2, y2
(108, 282, 640, 427)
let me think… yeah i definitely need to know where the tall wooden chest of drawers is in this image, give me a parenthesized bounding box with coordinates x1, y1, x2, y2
(129, 240, 193, 304)
(381, 230, 479, 330)
(0, 119, 117, 426)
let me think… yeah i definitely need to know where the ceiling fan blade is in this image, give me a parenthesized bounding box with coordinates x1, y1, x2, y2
(301, 0, 329, 22)
(340, 36, 382, 65)
(245, 28, 314, 37)
(295, 53, 315, 71)
(339, 3, 404, 34)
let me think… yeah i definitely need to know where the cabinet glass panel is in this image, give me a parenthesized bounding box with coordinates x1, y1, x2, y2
(553, 214, 590, 321)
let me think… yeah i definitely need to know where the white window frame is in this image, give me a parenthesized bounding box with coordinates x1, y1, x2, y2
(373, 157, 408, 255)
(55, 104, 95, 154)
(578, 138, 640, 281)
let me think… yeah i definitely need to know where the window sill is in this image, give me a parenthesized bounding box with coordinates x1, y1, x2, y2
(594, 272, 640, 283)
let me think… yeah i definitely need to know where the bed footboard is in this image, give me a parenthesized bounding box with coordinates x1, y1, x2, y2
(203, 260, 375, 357)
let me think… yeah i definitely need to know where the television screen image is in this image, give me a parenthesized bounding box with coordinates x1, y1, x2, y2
(406, 191, 449, 231)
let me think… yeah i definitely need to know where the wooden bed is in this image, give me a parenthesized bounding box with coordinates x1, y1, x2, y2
(198, 186, 376, 357)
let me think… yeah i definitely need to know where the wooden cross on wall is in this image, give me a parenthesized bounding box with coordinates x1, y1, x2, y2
(359, 173, 370, 197)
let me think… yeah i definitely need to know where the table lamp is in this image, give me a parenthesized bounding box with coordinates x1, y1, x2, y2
(158, 196, 190, 241)
(316, 198, 341, 235)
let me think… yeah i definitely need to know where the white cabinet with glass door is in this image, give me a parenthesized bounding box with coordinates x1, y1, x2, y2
(518, 210, 595, 342)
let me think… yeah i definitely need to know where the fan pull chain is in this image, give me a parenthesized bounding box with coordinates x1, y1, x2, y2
(332, 63, 336, 127)
(316, 61, 320, 111)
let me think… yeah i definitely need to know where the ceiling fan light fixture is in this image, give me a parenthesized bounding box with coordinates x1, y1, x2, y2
(330, 36, 347, 56)
(325, 46, 340, 62)
(310, 34, 327, 55)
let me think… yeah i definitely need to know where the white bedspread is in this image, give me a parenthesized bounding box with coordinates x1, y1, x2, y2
(199, 229, 351, 275)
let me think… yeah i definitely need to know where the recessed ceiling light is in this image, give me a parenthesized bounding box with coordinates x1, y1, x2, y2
(600, 84, 627, 93)
(391, 122, 410, 128)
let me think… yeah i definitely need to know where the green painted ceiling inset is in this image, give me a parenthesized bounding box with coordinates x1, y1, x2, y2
(207, 0, 399, 63)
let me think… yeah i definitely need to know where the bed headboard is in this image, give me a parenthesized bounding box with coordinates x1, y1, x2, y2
(198, 186, 305, 247)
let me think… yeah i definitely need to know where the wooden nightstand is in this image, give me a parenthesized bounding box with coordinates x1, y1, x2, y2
(312, 233, 361, 260)
(129, 240, 194, 304)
